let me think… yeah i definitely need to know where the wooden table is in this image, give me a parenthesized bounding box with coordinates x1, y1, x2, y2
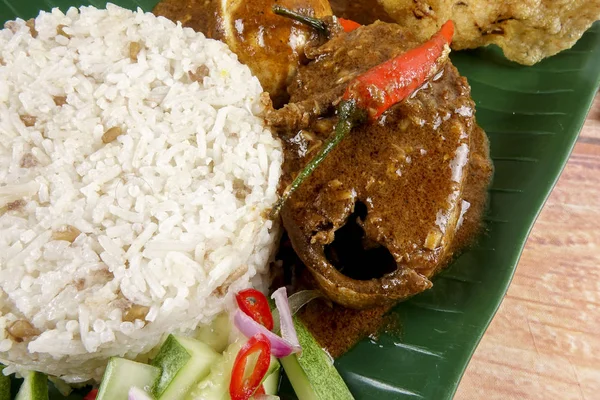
(455, 94, 600, 399)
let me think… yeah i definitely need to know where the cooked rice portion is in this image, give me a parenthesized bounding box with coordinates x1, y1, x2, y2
(0, 4, 282, 382)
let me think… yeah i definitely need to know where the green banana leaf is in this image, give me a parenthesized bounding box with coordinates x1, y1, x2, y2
(1, 1, 599, 398)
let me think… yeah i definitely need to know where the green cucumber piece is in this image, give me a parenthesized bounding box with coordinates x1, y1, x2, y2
(195, 313, 231, 353)
(188, 340, 279, 400)
(186, 340, 242, 400)
(48, 377, 72, 397)
(280, 318, 353, 400)
(0, 366, 10, 400)
(263, 365, 280, 396)
(152, 335, 220, 400)
(15, 371, 48, 400)
(96, 357, 160, 400)
(280, 356, 316, 400)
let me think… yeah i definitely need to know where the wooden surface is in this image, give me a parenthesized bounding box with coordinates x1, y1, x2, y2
(455, 94, 600, 399)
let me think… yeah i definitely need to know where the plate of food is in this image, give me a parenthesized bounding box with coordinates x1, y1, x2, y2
(1, 0, 599, 399)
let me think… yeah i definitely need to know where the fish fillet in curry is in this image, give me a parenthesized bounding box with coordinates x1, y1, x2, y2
(269, 21, 493, 309)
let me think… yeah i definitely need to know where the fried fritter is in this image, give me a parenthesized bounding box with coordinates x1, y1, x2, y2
(378, 0, 600, 65)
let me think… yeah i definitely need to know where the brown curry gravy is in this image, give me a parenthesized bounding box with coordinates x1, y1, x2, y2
(290, 123, 491, 358)
(297, 123, 490, 358)
(152, 0, 492, 358)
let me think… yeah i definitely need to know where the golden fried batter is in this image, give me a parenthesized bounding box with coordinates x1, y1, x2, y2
(379, 0, 600, 65)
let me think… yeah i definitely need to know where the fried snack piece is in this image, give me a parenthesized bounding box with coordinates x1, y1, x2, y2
(378, 0, 600, 65)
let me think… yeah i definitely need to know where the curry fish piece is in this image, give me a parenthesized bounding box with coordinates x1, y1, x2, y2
(278, 22, 492, 309)
(379, 0, 600, 65)
(153, 0, 332, 107)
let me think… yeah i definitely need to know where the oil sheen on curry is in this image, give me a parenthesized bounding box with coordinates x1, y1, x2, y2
(154, 1, 492, 310)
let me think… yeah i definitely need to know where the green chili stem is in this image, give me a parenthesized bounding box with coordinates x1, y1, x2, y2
(270, 100, 364, 219)
(272, 5, 328, 35)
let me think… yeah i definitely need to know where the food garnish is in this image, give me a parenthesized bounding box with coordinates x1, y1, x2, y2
(272, 290, 324, 332)
(13, 371, 48, 400)
(229, 334, 272, 400)
(95, 358, 160, 400)
(83, 389, 98, 400)
(151, 335, 219, 400)
(279, 316, 354, 400)
(271, 287, 301, 353)
(234, 309, 296, 358)
(337, 18, 361, 32)
(234, 287, 302, 358)
(343, 20, 454, 121)
(236, 289, 275, 331)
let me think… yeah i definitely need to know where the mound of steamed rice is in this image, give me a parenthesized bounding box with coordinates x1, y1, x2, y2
(0, 4, 282, 382)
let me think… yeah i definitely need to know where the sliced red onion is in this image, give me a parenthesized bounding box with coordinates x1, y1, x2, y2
(233, 309, 296, 358)
(271, 287, 301, 354)
(128, 387, 153, 400)
(272, 290, 323, 332)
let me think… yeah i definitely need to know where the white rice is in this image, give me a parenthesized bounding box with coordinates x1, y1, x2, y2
(0, 4, 282, 382)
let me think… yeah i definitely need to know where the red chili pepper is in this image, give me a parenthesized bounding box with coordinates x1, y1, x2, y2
(254, 385, 266, 395)
(343, 20, 455, 120)
(229, 334, 272, 400)
(236, 289, 274, 331)
(269, 20, 455, 217)
(83, 388, 98, 400)
(338, 18, 361, 32)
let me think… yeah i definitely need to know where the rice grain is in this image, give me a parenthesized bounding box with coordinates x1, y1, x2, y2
(0, 4, 282, 382)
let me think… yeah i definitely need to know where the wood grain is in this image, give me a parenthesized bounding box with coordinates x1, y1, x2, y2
(455, 94, 600, 399)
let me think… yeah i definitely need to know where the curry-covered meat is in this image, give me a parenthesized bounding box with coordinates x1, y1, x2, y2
(271, 21, 492, 309)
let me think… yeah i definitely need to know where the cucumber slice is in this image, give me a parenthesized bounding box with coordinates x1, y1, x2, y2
(186, 340, 242, 400)
(195, 313, 231, 353)
(280, 356, 316, 400)
(0, 366, 10, 400)
(262, 365, 280, 396)
(96, 357, 160, 400)
(152, 335, 220, 400)
(48, 377, 72, 397)
(128, 387, 154, 400)
(188, 340, 279, 400)
(15, 371, 48, 400)
(280, 318, 353, 400)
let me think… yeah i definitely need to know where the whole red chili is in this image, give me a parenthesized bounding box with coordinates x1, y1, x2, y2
(235, 289, 274, 331)
(343, 20, 455, 121)
(270, 11, 454, 120)
(229, 334, 272, 400)
(269, 20, 455, 217)
(338, 18, 361, 32)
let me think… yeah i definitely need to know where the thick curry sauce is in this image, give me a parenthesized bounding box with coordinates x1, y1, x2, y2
(153, 0, 492, 357)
